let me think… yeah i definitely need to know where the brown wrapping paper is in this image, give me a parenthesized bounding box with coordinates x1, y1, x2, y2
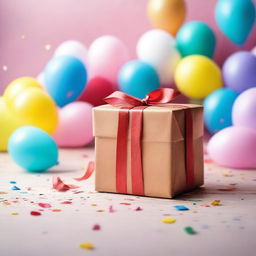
(93, 104, 204, 198)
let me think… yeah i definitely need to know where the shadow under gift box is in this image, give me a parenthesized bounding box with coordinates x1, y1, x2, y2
(93, 104, 204, 198)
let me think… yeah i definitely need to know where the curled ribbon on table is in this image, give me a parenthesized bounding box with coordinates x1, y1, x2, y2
(104, 88, 194, 196)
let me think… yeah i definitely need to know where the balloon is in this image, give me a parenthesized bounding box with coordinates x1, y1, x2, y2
(52, 102, 93, 147)
(176, 21, 216, 58)
(87, 36, 130, 86)
(118, 60, 160, 99)
(136, 29, 180, 86)
(6, 87, 58, 134)
(232, 87, 256, 130)
(174, 55, 222, 99)
(222, 51, 256, 93)
(8, 126, 59, 172)
(147, 0, 186, 35)
(207, 127, 256, 169)
(0, 97, 22, 151)
(54, 40, 87, 64)
(215, 0, 255, 45)
(78, 77, 114, 106)
(4, 77, 43, 104)
(204, 89, 238, 134)
(44, 56, 87, 107)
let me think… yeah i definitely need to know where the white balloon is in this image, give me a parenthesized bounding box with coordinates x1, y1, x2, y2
(37, 72, 45, 87)
(54, 40, 87, 64)
(136, 29, 181, 86)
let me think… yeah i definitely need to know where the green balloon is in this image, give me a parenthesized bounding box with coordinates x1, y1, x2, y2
(176, 21, 216, 58)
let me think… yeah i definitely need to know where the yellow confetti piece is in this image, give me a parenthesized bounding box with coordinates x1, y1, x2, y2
(3, 202, 11, 205)
(96, 209, 104, 212)
(91, 203, 97, 206)
(161, 218, 176, 224)
(52, 209, 61, 212)
(79, 243, 94, 250)
(211, 200, 221, 206)
(44, 44, 52, 51)
(11, 213, 19, 215)
(223, 174, 232, 177)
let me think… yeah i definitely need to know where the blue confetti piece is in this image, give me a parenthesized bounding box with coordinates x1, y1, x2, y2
(174, 205, 189, 211)
(11, 186, 21, 191)
(9, 181, 16, 184)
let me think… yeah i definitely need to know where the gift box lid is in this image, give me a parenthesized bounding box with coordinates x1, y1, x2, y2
(93, 104, 203, 143)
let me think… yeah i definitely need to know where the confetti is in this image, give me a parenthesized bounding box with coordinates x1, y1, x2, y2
(11, 186, 21, 191)
(211, 200, 221, 206)
(79, 243, 94, 250)
(218, 186, 236, 191)
(11, 213, 19, 215)
(161, 218, 176, 224)
(109, 205, 115, 213)
(38, 203, 52, 208)
(174, 205, 189, 211)
(61, 201, 72, 204)
(96, 210, 104, 212)
(135, 206, 142, 211)
(52, 209, 61, 212)
(9, 181, 16, 184)
(184, 226, 197, 235)
(92, 224, 101, 230)
(91, 203, 97, 206)
(120, 203, 131, 205)
(73, 161, 95, 181)
(30, 211, 41, 216)
(223, 174, 232, 177)
(52, 176, 79, 191)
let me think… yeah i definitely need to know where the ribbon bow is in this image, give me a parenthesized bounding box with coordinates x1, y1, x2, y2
(104, 88, 181, 107)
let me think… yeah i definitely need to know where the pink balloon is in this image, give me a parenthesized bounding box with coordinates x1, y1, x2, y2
(52, 102, 93, 147)
(87, 36, 130, 87)
(207, 127, 256, 169)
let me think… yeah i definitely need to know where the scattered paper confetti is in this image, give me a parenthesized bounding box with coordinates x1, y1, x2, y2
(52, 209, 61, 212)
(109, 205, 115, 213)
(11, 213, 19, 215)
(79, 243, 94, 250)
(135, 207, 142, 211)
(52, 176, 79, 191)
(211, 200, 221, 206)
(9, 181, 16, 184)
(92, 224, 101, 230)
(120, 202, 131, 205)
(184, 226, 197, 235)
(91, 203, 97, 206)
(61, 201, 72, 204)
(96, 210, 104, 212)
(223, 174, 232, 177)
(38, 203, 52, 208)
(218, 186, 236, 191)
(11, 186, 21, 191)
(73, 161, 95, 181)
(30, 211, 42, 216)
(174, 205, 189, 211)
(161, 218, 176, 224)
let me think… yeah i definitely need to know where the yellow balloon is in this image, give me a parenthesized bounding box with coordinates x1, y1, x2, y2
(4, 77, 43, 105)
(8, 88, 58, 134)
(0, 97, 22, 151)
(174, 55, 223, 99)
(147, 0, 186, 35)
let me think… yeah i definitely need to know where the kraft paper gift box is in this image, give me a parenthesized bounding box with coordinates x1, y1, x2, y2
(93, 89, 204, 198)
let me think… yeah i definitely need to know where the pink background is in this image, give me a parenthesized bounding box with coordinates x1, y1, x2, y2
(1, 0, 256, 93)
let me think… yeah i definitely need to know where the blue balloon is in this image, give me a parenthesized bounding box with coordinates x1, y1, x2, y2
(44, 56, 87, 107)
(8, 126, 58, 172)
(215, 0, 255, 45)
(204, 89, 239, 134)
(118, 60, 160, 99)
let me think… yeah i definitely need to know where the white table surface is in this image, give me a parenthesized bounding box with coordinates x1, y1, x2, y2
(0, 148, 256, 256)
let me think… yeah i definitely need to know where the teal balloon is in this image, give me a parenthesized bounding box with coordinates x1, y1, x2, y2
(215, 0, 256, 45)
(8, 126, 58, 172)
(204, 89, 239, 134)
(176, 21, 216, 58)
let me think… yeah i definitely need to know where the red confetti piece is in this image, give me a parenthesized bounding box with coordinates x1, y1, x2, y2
(218, 186, 236, 191)
(120, 203, 131, 205)
(38, 203, 51, 208)
(73, 161, 95, 181)
(92, 224, 101, 230)
(204, 159, 213, 164)
(30, 211, 41, 216)
(109, 205, 115, 213)
(135, 207, 142, 211)
(52, 176, 79, 191)
(61, 201, 72, 204)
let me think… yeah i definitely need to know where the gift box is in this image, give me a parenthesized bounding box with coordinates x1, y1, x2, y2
(93, 89, 204, 198)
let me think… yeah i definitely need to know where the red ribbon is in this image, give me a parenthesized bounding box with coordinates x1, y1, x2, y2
(104, 88, 194, 196)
